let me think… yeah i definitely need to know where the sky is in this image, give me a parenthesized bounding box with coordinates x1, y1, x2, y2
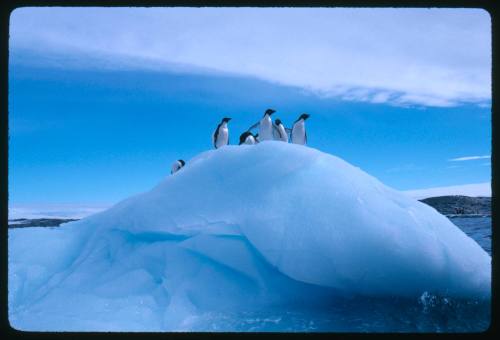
(8, 7, 491, 207)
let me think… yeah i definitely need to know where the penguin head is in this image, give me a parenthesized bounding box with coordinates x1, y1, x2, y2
(264, 109, 276, 117)
(239, 131, 252, 145)
(298, 113, 310, 121)
(221, 117, 232, 123)
(275, 118, 282, 126)
(178, 159, 185, 167)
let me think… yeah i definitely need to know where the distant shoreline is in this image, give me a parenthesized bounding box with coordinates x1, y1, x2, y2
(8, 218, 79, 228)
(7, 195, 491, 229)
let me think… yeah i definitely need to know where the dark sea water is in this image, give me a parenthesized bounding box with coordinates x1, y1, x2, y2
(450, 216, 491, 256)
(191, 216, 492, 333)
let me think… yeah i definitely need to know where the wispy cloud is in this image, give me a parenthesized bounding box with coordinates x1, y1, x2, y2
(10, 7, 491, 107)
(448, 155, 490, 162)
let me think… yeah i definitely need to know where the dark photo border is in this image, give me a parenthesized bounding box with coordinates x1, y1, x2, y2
(0, 1, 497, 339)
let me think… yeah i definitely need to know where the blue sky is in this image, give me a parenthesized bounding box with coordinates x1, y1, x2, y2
(8, 7, 491, 206)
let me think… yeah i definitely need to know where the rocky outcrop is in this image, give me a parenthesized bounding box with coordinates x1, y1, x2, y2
(8, 218, 78, 228)
(420, 196, 491, 216)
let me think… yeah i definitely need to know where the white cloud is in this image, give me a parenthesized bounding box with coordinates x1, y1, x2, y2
(9, 7, 491, 107)
(448, 155, 490, 162)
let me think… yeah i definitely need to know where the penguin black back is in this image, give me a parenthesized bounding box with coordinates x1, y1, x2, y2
(213, 123, 221, 148)
(239, 131, 253, 145)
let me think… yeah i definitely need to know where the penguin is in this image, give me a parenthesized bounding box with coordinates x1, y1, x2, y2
(291, 113, 310, 145)
(248, 109, 279, 141)
(273, 118, 290, 142)
(212, 117, 231, 149)
(171, 159, 185, 174)
(239, 131, 258, 145)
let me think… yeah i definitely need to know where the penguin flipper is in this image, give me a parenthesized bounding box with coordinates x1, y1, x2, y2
(247, 122, 259, 132)
(213, 124, 220, 149)
(272, 123, 280, 134)
(305, 131, 307, 145)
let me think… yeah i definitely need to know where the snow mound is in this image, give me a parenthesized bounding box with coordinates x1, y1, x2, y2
(9, 142, 490, 331)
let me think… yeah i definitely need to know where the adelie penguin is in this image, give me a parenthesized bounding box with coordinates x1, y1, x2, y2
(212, 117, 231, 149)
(171, 159, 185, 174)
(248, 109, 279, 141)
(239, 131, 258, 145)
(291, 113, 310, 145)
(273, 118, 290, 142)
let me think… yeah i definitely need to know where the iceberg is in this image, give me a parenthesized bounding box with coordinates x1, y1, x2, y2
(8, 142, 491, 331)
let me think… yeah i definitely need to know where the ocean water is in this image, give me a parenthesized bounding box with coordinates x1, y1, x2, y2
(187, 216, 492, 332)
(449, 216, 491, 256)
(183, 295, 490, 332)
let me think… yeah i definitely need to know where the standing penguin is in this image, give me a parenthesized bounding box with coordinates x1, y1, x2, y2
(291, 113, 310, 145)
(248, 109, 278, 141)
(212, 117, 232, 149)
(171, 159, 185, 174)
(239, 131, 258, 145)
(273, 118, 290, 142)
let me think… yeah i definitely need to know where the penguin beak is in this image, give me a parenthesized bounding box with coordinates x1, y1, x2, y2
(304, 114, 310, 120)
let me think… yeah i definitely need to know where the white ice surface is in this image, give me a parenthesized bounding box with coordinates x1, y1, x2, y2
(9, 142, 491, 331)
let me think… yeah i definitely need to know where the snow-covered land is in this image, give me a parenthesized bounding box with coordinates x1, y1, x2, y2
(8, 203, 110, 219)
(9, 142, 491, 331)
(404, 182, 491, 200)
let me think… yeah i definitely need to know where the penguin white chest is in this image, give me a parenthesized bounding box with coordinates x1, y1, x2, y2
(259, 115, 273, 141)
(244, 135, 256, 145)
(171, 161, 182, 174)
(276, 124, 288, 142)
(214, 123, 229, 148)
(291, 120, 307, 145)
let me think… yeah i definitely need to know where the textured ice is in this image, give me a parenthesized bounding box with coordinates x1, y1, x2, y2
(9, 142, 491, 331)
